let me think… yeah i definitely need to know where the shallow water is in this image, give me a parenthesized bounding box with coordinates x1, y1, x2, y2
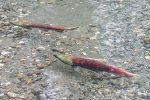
(0, 0, 150, 99)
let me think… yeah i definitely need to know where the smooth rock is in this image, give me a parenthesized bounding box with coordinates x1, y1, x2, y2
(145, 56, 150, 60)
(36, 46, 46, 51)
(0, 93, 5, 98)
(18, 41, 25, 45)
(7, 92, 17, 98)
(1, 50, 10, 56)
(0, 63, 4, 67)
(18, 95, 26, 99)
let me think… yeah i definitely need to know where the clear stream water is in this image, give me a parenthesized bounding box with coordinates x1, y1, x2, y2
(1, 0, 150, 99)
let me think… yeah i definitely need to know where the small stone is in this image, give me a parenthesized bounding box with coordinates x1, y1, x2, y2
(18, 8, 23, 12)
(94, 46, 99, 50)
(17, 72, 24, 78)
(40, 81, 48, 87)
(1, 82, 11, 86)
(18, 41, 25, 45)
(98, 90, 102, 95)
(36, 63, 47, 69)
(32, 74, 38, 78)
(7, 92, 17, 98)
(48, 0, 56, 4)
(56, 41, 61, 46)
(43, 32, 51, 36)
(0, 93, 4, 98)
(35, 59, 40, 62)
(144, 35, 150, 43)
(26, 79, 32, 84)
(1, 50, 10, 56)
(90, 31, 100, 40)
(145, 56, 150, 60)
(0, 82, 11, 86)
(35, 60, 52, 69)
(61, 35, 67, 39)
(11, 44, 22, 48)
(27, 70, 41, 76)
(81, 52, 87, 56)
(5, 82, 11, 86)
(36, 46, 46, 51)
(18, 95, 25, 99)
(0, 63, 4, 67)
(1, 15, 8, 19)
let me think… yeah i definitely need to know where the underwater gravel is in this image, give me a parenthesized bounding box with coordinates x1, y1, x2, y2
(0, 0, 150, 100)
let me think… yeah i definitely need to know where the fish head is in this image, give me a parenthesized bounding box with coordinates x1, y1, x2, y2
(54, 54, 73, 65)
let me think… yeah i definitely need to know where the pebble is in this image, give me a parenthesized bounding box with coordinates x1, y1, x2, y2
(145, 56, 150, 60)
(1, 14, 8, 20)
(27, 70, 41, 76)
(98, 90, 102, 95)
(18, 40, 25, 45)
(18, 95, 25, 99)
(60, 36, 67, 39)
(1, 82, 11, 86)
(7, 92, 26, 99)
(17, 72, 24, 78)
(47, 0, 56, 4)
(35, 59, 40, 62)
(39, 80, 48, 87)
(7, 92, 17, 98)
(90, 31, 100, 40)
(36, 63, 48, 69)
(0, 63, 4, 67)
(0, 93, 4, 98)
(144, 35, 150, 43)
(1, 50, 10, 56)
(36, 46, 46, 51)
(26, 78, 32, 84)
(81, 52, 87, 56)
(4, 82, 11, 86)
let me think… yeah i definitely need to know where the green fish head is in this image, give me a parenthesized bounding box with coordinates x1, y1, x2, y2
(54, 54, 72, 65)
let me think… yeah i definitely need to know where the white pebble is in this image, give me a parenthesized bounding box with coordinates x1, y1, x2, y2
(0, 93, 4, 97)
(1, 50, 10, 56)
(7, 92, 17, 98)
(5, 82, 11, 86)
(35, 59, 40, 62)
(0, 63, 4, 67)
(18, 41, 25, 45)
(18, 95, 25, 99)
(1, 15, 7, 19)
(81, 52, 87, 56)
(1, 82, 11, 86)
(37, 46, 46, 51)
(18, 8, 23, 11)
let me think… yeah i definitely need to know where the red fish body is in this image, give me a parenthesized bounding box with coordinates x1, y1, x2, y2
(54, 53, 135, 78)
(71, 56, 134, 77)
(12, 19, 78, 32)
